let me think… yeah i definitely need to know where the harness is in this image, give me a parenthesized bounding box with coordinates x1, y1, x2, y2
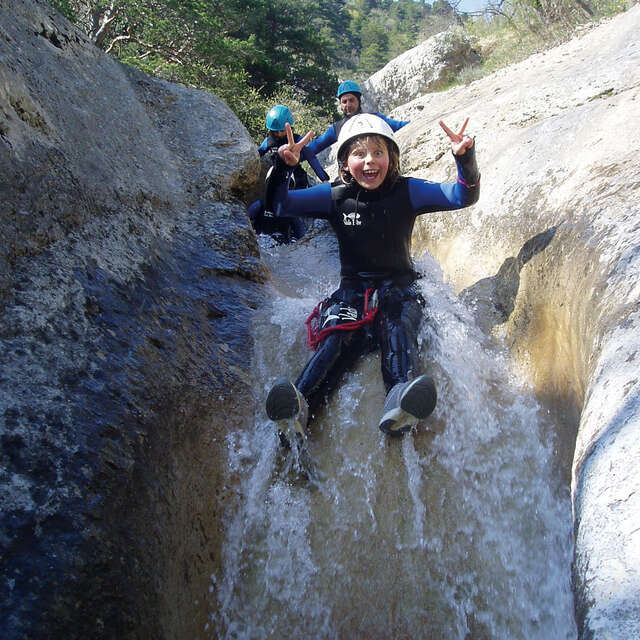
(304, 266, 421, 350)
(305, 288, 379, 350)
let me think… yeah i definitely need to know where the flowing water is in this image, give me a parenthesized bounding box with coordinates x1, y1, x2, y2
(210, 227, 577, 639)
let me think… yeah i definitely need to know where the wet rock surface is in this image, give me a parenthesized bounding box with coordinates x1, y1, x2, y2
(1, 0, 262, 637)
(393, 7, 640, 637)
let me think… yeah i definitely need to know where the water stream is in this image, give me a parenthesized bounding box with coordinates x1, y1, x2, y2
(210, 227, 577, 639)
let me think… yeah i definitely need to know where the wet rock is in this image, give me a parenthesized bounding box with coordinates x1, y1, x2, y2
(459, 227, 557, 333)
(396, 7, 640, 637)
(0, 0, 263, 638)
(3, 0, 640, 637)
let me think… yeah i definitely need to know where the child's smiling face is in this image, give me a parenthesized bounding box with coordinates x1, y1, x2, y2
(346, 135, 390, 190)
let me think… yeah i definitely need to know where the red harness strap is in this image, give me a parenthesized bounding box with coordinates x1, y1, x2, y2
(305, 288, 378, 350)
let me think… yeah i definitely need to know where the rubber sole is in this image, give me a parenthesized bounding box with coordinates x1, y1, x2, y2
(400, 375, 437, 419)
(266, 378, 300, 421)
(379, 375, 437, 436)
(379, 411, 413, 436)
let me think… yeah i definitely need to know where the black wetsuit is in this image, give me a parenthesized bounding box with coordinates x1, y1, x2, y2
(249, 133, 329, 243)
(269, 147, 480, 412)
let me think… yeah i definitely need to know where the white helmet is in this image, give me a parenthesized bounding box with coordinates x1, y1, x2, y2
(336, 114, 398, 159)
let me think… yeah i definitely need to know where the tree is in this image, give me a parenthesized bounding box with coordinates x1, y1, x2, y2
(48, 0, 339, 139)
(357, 18, 389, 74)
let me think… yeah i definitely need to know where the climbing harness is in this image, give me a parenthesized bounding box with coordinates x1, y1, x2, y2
(305, 288, 379, 350)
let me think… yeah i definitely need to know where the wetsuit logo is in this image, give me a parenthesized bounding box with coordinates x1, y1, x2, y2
(342, 211, 362, 226)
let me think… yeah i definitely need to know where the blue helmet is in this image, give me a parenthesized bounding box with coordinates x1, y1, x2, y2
(336, 80, 362, 99)
(265, 105, 294, 131)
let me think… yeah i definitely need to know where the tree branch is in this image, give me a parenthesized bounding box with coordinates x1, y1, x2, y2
(91, 1, 119, 48)
(104, 32, 130, 54)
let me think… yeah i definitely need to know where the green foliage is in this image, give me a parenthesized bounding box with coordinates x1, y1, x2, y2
(48, 0, 76, 21)
(46, 0, 631, 143)
(49, 0, 339, 141)
(358, 20, 389, 75)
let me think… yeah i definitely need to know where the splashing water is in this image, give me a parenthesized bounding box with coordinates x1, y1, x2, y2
(210, 229, 577, 639)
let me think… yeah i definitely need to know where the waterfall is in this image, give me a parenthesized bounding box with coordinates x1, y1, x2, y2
(209, 227, 577, 639)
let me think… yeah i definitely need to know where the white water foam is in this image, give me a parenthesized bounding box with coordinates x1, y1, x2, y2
(210, 232, 577, 639)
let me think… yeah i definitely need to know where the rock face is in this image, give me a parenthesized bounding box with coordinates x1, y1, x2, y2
(392, 7, 640, 638)
(1, 0, 262, 638)
(361, 27, 480, 114)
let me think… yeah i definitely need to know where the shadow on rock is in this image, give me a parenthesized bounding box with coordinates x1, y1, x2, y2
(459, 226, 558, 333)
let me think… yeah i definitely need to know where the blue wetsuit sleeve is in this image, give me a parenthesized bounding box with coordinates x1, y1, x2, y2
(306, 125, 337, 156)
(377, 113, 410, 132)
(257, 138, 269, 157)
(301, 146, 330, 182)
(408, 146, 480, 213)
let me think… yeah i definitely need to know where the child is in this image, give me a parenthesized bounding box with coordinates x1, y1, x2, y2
(248, 105, 329, 243)
(265, 114, 480, 437)
(305, 81, 410, 157)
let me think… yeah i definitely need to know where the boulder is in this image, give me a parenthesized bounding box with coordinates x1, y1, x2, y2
(393, 6, 640, 637)
(361, 27, 480, 114)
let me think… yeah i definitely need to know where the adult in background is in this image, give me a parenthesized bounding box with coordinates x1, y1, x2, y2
(305, 81, 410, 158)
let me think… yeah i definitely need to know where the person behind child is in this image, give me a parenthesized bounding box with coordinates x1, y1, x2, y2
(248, 104, 329, 243)
(305, 81, 410, 158)
(264, 113, 480, 439)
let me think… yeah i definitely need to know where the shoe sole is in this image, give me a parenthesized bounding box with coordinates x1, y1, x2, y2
(379, 376, 437, 436)
(267, 379, 307, 437)
(400, 375, 437, 419)
(266, 378, 300, 421)
(379, 409, 414, 436)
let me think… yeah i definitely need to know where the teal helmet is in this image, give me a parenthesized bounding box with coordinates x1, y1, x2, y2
(266, 105, 294, 131)
(336, 80, 362, 99)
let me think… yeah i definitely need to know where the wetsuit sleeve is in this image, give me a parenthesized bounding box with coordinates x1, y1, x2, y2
(266, 157, 332, 219)
(257, 138, 269, 157)
(247, 199, 262, 221)
(306, 125, 337, 156)
(301, 146, 330, 182)
(408, 145, 480, 213)
(377, 113, 410, 132)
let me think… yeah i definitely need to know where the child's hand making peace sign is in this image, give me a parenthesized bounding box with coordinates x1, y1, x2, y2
(278, 122, 314, 166)
(439, 118, 474, 155)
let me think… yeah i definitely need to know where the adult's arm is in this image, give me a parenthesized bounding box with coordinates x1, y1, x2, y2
(376, 113, 410, 132)
(301, 146, 330, 182)
(257, 138, 269, 157)
(305, 125, 337, 156)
